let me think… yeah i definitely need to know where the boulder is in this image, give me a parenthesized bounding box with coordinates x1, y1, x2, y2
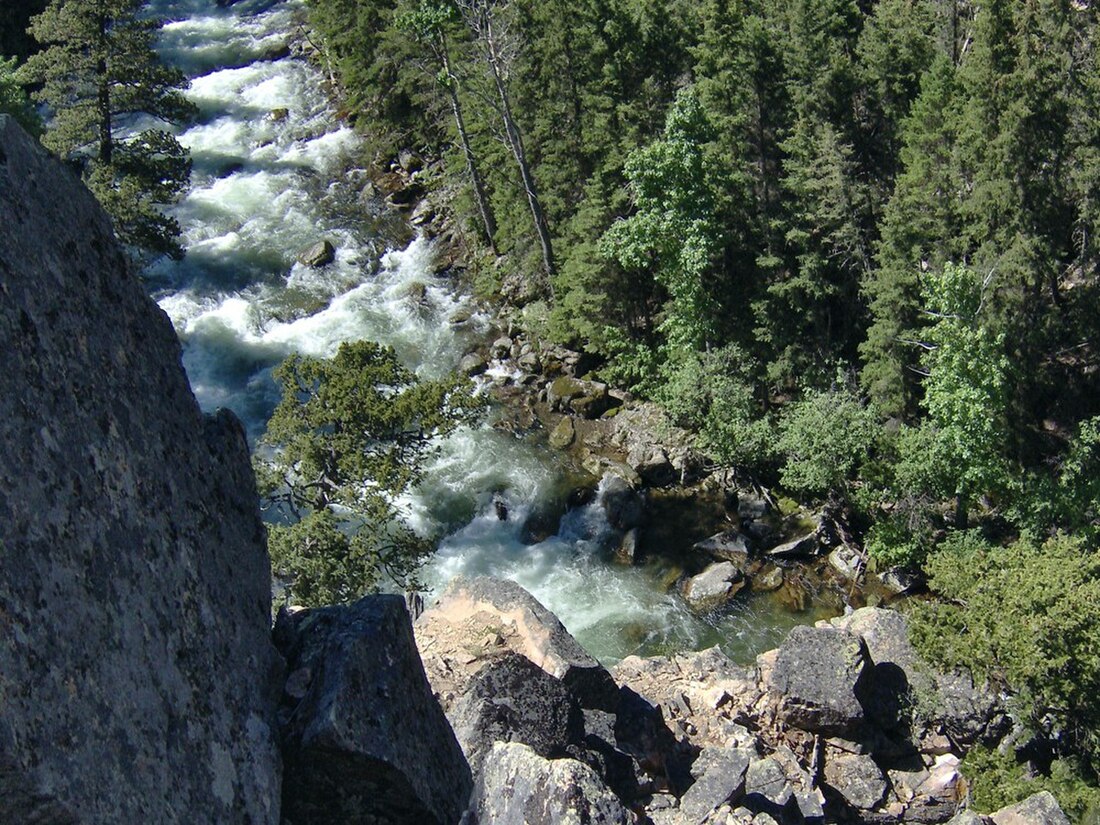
(743, 757, 794, 809)
(823, 751, 888, 811)
(549, 376, 612, 419)
(416, 576, 620, 711)
(753, 566, 784, 592)
(460, 352, 488, 376)
(387, 180, 425, 207)
(828, 545, 864, 581)
(410, 199, 435, 226)
(0, 116, 281, 824)
(277, 596, 472, 825)
(766, 533, 819, 559)
(765, 626, 872, 735)
(933, 670, 1010, 747)
(297, 239, 336, 267)
(491, 335, 513, 359)
(683, 562, 747, 611)
(617, 528, 639, 564)
(738, 495, 771, 520)
(830, 608, 1008, 742)
(947, 812, 989, 825)
(694, 530, 753, 564)
(680, 747, 752, 824)
(448, 652, 582, 777)
(398, 148, 424, 173)
(878, 566, 923, 595)
(517, 349, 541, 373)
(466, 742, 632, 825)
(628, 442, 676, 486)
(269, 106, 289, 121)
(600, 473, 645, 532)
(549, 416, 576, 449)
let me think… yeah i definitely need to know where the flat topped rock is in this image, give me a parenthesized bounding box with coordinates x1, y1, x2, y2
(765, 625, 872, 735)
(416, 576, 619, 711)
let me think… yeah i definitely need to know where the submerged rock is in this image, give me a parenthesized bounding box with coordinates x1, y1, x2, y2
(297, 238, 336, 267)
(682, 561, 747, 611)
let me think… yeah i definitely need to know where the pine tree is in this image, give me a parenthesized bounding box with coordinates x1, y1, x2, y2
(861, 55, 964, 417)
(19, 0, 195, 260)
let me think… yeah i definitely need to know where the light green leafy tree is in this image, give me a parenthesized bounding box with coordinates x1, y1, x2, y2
(778, 384, 879, 499)
(257, 341, 485, 605)
(904, 262, 1011, 528)
(600, 86, 728, 354)
(19, 0, 196, 259)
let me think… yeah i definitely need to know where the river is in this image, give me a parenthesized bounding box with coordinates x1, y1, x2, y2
(143, 0, 832, 665)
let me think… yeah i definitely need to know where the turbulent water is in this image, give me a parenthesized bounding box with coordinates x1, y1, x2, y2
(146, 0, 832, 665)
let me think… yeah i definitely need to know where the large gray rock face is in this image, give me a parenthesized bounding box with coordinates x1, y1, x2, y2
(449, 652, 582, 777)
(765, 625, 872, 735)
(276, 596, 473, 825)
(0, 116, 281, 823)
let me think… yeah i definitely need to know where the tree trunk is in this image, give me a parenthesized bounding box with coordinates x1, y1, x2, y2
(439, 37, 498, 256)
(484, 15, 556, 290)
(96, 14, 111, 164)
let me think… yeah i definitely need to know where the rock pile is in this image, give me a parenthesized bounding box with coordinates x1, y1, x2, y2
(392, 575, 1059, 824)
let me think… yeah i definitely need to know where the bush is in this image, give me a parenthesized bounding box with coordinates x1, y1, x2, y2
(962, 745, 1100, 823)
(910, 532, 1100, 774)
(655, 345, 777, 471)
(777, 385, 879, 498)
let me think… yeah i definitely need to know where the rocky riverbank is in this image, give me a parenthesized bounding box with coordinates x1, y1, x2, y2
(350, 153, 913, 619)
(277, 574, 1063, 825)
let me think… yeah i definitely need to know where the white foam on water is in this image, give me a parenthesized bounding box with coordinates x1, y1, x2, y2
(143, 0, 822, 665)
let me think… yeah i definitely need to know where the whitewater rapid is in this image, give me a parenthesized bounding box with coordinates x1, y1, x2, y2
(145, 0, 826, 664)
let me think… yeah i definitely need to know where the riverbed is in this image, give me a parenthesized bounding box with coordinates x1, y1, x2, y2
(143, 0, 834, 665)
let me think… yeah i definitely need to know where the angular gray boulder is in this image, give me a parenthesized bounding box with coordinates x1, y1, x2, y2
(991, 791, 1071, 825)
(466, 742, 632, 825)
(0, 115, 281, 824)
(823, 751, 888, 811)
(276, 596, 472, 825)
(765, 625, 872, 735)
(448, 652, 582, 777)
(680, 747, 752, 824)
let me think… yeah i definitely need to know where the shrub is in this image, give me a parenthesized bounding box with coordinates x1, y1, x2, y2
(911, 532, 1100, 774)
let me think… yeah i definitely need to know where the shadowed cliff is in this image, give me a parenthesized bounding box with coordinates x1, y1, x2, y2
(0, 115, 282, 824)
